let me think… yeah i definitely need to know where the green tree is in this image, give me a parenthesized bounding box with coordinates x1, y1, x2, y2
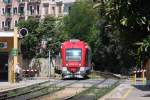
(63, 0, 98, 50)
(36, 16, 65, 57)
(17, 18, 39, 59)
(93, 0, 150, 73)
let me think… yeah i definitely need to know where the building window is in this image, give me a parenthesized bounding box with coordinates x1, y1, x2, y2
(15, 20, 18, 26)
(29, 6, 34, 15)
(68, 6, 71, 13)
(13, 7, 17, 14)
(44, 6, 48, 15)
(37, 5, 40, 15)
(6, 8, 11, 16)
(2, 8, 5, 15)
(7, 20, 11, 29)
(19, 6, 24, 15)
(2, 21, 5, 29)
(52, 7, 55, 15)
(58, 6, 61, 14)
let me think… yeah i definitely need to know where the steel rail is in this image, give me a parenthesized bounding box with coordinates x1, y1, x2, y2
(64, 79, 108, 100)
(1, 80, 79, 100)
(64, 71, 121, 100)
(0, 80, 64, 100)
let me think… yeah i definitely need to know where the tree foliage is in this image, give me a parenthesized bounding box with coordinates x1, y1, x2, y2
(18, 0, 150, 73)
(17, 18, 39, 59)
(63, 0, 98, 52)
(18, 17, 64, 58)
(93, 0, 150, 72)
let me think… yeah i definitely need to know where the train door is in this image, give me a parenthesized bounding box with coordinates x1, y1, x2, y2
(0, 53, 8, 81)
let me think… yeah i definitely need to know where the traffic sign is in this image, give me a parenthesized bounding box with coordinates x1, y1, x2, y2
(10, 48, 18, 56)
(0, 42, 7, 49)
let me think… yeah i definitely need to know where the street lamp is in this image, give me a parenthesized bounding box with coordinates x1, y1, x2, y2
(47, 38, 52, 78)
(41, 37, 52, 78)
(41, 37, 61, 78)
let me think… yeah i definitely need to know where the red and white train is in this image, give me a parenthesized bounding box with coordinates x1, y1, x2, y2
(60, 39, 91, 79)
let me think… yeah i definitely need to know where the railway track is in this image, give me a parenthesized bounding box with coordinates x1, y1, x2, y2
(35, 79, 107, 100)
(69, 79, 119, 100)
(0, 79, 78, 100)
(0, 80, 51, 100)
(37, 78, 120, 100)
(63, 79, 108, 100)
(63, 72, 121, 100)
(45, 72, 120, 100)
(0, 71, 121, 100)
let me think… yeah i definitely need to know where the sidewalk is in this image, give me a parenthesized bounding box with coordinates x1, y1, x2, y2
(0, 78, 49, 92)
(100, 79, 150, 100)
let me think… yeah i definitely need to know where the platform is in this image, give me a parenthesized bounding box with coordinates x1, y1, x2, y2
(100, 79, 150, 100)
(0, 78, 49, 93)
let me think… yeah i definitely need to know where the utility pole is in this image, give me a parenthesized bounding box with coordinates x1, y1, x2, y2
(48, 50, 51, 78)
(12, 27, 18, 83)
(10, 27, 28, 83)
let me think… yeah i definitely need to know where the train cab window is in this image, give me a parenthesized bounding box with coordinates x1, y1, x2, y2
(66, 49, 82, 61)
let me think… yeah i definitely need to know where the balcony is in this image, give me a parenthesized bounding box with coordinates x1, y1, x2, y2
(5, 13, 12, 19)
(19, 13, 25, 18)
(27, 13, 41, 19)
(3, 0, 12, 7)
(63, 0, 76, 4)
(3, 0, 12, 3)
(28, 0, 41, 4)
(42, 0, 49, 6)
(58, 13, 63, 17)
(18, 0, 25, 6)
(56, 0, 62, 3)
(35, 14, 41, 19)
(56, 0, 63, 6)
(42, 0, 49, 3)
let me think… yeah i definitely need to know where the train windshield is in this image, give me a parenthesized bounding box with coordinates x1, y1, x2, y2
(66, 49, 82, 61)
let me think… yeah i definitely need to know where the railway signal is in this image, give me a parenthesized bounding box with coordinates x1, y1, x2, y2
(19, 28, 28, 38)
(11, 27, 28, 83)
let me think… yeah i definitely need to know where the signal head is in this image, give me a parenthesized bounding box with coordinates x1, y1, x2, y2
(19, 28, 28, 38)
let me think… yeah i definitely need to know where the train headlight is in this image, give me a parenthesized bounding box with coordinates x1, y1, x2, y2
(66, 64, 68, 66)
(79, 64, 81, 66)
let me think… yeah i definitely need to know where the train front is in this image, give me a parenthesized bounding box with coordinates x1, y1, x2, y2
(61, 39, 91, 79)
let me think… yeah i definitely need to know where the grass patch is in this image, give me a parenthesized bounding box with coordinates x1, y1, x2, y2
(95, 81, 119, 99)
(72, 80, 120, 100)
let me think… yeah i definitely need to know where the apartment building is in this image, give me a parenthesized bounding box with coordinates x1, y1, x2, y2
(0, 0, 76, 31)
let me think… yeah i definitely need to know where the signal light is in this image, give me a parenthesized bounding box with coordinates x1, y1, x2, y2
(19, 28, 28, 38)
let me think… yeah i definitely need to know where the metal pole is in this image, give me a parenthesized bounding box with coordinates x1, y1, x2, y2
(134, 72, 136, 85)
(13, 27, 18, 83)
(142, 70, 145, 85)
(48, 50, 51, 78)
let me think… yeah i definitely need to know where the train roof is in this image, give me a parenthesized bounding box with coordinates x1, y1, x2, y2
(61, 39, 90, 49)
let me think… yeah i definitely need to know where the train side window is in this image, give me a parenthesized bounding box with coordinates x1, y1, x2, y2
(86, 49, 91, 66)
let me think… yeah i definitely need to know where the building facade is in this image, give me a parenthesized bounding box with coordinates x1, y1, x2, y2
(0, 0, 76, 31)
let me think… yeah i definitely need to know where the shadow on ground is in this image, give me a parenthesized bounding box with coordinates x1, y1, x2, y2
(133, 85, 150, 91)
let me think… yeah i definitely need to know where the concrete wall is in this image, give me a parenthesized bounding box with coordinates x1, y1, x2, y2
(22, 58, 55, 77)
